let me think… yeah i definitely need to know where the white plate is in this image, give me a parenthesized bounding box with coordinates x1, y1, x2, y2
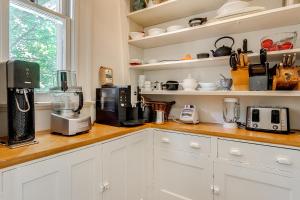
(215, 6, 265, 19)
(197, 87, 218, 91)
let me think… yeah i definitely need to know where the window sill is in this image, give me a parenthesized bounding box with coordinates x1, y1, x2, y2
(0, 101, 95, 111)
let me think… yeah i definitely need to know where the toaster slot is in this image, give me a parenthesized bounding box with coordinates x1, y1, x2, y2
(252, 109, 260, 122)
(271, 110, 280, 124)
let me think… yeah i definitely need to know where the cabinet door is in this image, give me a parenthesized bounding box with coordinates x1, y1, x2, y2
(102, 137, 127, 200)
(154, 149, 213, 200)
(4, 156, 68, 200)
(67, 145, 102, 200)
(0, 171, 3, 200)
(127, 130, 153, 200)
(214, 160, 300, 200)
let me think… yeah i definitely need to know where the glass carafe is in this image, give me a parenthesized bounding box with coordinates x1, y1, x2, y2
(223, 98, 240, 128)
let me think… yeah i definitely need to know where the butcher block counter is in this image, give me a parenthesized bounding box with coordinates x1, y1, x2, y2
(1, 122, 300, 169)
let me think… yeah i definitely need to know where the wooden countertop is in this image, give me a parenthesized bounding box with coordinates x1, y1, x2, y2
(1, 122, 300, 170)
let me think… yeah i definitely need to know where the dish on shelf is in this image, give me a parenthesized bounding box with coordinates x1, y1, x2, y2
(216, 6, 265, 19)
(167, 25, 185, 32)
(261, 32, 297, 52)
(148, 28, 166, 36)
(199, 82, 217, 88)
(129, 58, 143, 65)
(188, 17, 207, 27)
(129, 32, 145, 40)
(216, 0, 265, 19)
(147, 59, 158, 64)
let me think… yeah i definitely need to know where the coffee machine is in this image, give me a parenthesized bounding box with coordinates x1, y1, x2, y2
(96, 85, 144, 127)
(0, 60, 40, 147)
(50, 70, 91, 136)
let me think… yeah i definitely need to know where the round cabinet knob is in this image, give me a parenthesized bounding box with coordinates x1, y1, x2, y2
(273, 125, 279, 130)
(253, 124, 258, 128)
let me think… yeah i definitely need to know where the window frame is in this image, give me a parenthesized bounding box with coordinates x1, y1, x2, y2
(1, 0, 74, 95)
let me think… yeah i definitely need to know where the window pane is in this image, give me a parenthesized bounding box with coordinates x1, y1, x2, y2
(9, 2, 64, 91)
(37, 0, 61, 13)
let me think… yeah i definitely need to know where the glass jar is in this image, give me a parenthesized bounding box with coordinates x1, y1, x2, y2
(223, 98, 240, 128)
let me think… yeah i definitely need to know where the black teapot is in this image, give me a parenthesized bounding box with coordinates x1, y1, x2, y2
(211, 36, 235, 57)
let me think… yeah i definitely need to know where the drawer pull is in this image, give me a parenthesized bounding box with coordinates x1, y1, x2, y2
(229, 148, 242, 156)
(276, 157, 292, 166)
(161, 137, 170, 144)
(190, 142, 201, 149)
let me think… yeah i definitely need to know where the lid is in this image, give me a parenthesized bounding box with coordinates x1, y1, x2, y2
(224, 98, 239, 103)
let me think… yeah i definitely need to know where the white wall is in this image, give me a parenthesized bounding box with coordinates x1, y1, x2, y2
(127, 0, 300, 129)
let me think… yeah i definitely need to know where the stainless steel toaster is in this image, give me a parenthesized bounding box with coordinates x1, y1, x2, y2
(246, 106, 290, 134)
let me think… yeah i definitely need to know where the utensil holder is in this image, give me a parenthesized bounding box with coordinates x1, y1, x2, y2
(231, 67, 249, 91)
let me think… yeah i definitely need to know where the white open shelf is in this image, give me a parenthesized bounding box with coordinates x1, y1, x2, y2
(129, 48, 300, 71)
(128, 5, 300, 49)
(128, 0, 226, 27)
(141, 90, 300, 97)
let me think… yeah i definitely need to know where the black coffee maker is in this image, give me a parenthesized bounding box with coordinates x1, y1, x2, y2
(0, 60, 40, 147)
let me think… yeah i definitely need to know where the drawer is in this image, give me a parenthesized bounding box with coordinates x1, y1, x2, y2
(155, 130, 211, 155)
(218, 139, 300, 171)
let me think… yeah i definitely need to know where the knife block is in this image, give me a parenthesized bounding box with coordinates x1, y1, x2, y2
(231, 67, 249, 91)
(272, 66, 300, 90)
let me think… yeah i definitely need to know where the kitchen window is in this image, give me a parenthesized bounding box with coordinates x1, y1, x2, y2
(0, 0, 73, 92)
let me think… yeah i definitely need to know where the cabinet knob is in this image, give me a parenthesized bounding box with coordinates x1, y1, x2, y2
(161, 137, 170, 144)
(210, 185, 220, 195)
(190, 142, 201, 149)
(101, 182, 110, 192)
(229, 148, 243, 157)
(276, 157, 292, 166)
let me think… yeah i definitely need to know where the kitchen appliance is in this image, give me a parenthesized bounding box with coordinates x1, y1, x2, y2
(181, 74, 198, 91)
(50, 70, 91, 136)
(249, 49, 269, 91)
(223, 98, 240, 128)
(179, 105, 200, 124)
(0, 60, 40, 147)
(246, 106, 290, 134)
(211, 36, 235, 57)
(96, 85, 144, 127)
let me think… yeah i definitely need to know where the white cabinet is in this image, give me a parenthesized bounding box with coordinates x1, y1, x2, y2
(0, 171, 3, 200)
(3, 155, 68, 200)
(67, 146, 102, 200)
(214, 139, 300, 200)
(214, 161, 300, 200)
(154, 130, 213, 200)
(102, 130, 152, 200)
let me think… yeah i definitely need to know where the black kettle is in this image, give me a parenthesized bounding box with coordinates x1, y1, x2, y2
(211, 36, 235, 57)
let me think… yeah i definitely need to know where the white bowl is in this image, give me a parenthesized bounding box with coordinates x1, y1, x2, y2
(148, 28, 166, 36)
(217, 0, 250, 16)
(199, 82, 217, 88)
(147, 59, 158, 64)
(167, 25, 185, 32)
(129, 32, 145, 40)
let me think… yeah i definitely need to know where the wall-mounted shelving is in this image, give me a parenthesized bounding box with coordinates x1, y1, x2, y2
(141, 90, 300, 97)
(129, 48, 300, 71)
(128, 5, 300, 49)
(128, 0, 226, 27)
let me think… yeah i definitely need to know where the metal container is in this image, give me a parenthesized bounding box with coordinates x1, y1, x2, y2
(155, 110, 165, 124)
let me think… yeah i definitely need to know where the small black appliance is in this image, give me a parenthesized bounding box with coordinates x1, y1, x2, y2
(0, 60, 40, 147)
(96, 86, 144, 127)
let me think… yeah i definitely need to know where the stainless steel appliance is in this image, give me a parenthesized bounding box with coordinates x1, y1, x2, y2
(0, 60, 40, 147)
(179, 105, 200, 124)
(246, 106, 290, 134)
(50, 70, 91, 136)
(223, 98, 240, 128)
